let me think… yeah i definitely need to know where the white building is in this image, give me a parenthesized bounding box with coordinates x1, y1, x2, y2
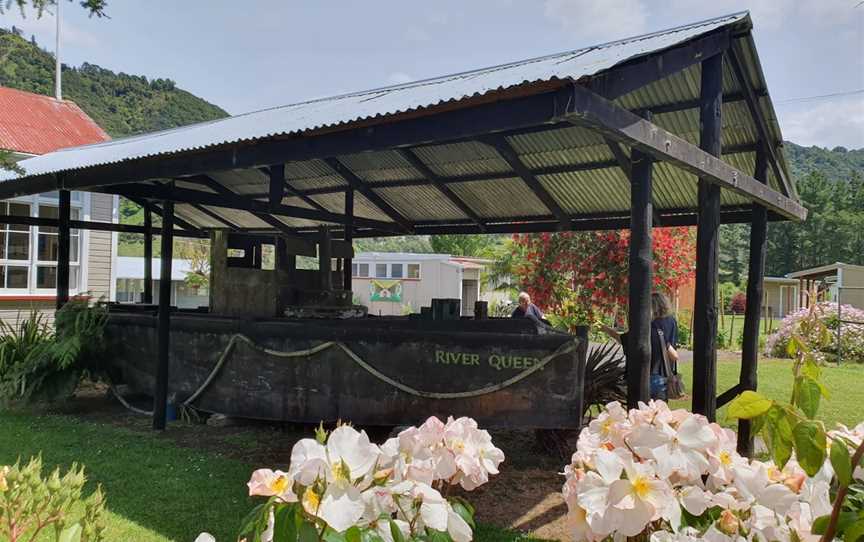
(350, 252, 505, 317)
(115, 256, 209, 309)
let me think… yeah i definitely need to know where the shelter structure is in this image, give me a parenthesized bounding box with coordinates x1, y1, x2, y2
(0, 12, 806, 454)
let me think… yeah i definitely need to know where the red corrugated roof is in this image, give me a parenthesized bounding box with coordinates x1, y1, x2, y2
(0, 86, 109, 155)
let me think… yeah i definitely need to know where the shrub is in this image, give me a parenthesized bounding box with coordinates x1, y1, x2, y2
(765, 302, 864, 362)
(0, 455, 106, 542)
(213, 417, 504, 542)
(729, 292, 746, 314)
(0, 300, 108, 403)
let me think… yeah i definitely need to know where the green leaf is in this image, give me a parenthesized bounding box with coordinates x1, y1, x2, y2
(728, 391, 773, 419)
(389, 520, 406, 542)
(450, 500, 476, 529)
(813, 512, 858, 535)
(832, 439, 854, 487)
(300, 521, 320, 542)
(787, 335, 799, 357)
(238, 502, 268, 538)
(345, 526, 362, 542)
(846, 519, 864, 542)
(273, 503, 300, 542)
(793, 420, 828, 477)
(58, 524, 83, 542)
(763, 406, 794, 469)
(802, 358, 822, 381)
(360, 529, 386, 542)
(324, 529, 347, 542)
(796, 376, 822, 419)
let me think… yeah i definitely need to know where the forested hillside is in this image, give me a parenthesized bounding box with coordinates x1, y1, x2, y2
(720, 142, 864, 282)
(0, 26, 227, 137)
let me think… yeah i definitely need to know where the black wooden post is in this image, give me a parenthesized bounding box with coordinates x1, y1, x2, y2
(574, 325, 590, 426)
(143, 203, 153, 304)
(738, 145, 769, 455)
(627, 135, 654, 408)
(692, 53, 724, 421)
(153, 197, 174, 430)
(343, 189, 353, 293)
(56, 189, 71, 310)
(319, 226, 332, 292)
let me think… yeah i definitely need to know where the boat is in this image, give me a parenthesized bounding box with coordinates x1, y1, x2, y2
(103, 230, 586, 429)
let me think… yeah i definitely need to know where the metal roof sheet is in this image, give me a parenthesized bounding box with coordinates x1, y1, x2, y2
(3, 12, 749, 181)
(0, 87, 109, 155)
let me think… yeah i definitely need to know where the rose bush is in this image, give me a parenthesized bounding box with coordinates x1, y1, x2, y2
(766, 302, 864, 363)
(561, 400, 835, 542)
(198, 416, 504, 542)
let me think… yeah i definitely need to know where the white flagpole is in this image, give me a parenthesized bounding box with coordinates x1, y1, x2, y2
(54, 0, 62, 100)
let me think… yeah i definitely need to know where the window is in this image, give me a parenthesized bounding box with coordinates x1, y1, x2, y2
(35, 206, 80, 289)
(261, 244, 275, 270)
(358, 262, 421, 279)
(0, 194, 85, 293)
(0, 202, 31, 289)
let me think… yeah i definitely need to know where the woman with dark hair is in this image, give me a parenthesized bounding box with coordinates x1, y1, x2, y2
(601, 292, 679, 399)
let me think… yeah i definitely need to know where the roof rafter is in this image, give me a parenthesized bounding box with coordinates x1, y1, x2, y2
(566, 84, 806, 220)
(257, 166, 331, 213)
(395, 149, 486, 232)
(726, 42, 795, 198)
(189, 203, 242, 231)
(478, 134, 571, 229)
(125, 195, 203, 233)
(322, 157, 413, 233)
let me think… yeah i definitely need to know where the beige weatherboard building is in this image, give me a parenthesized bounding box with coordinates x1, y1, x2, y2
(350, 252, 499, 317)
(787, 263, 864, 310)
(0, 87, 118, 325)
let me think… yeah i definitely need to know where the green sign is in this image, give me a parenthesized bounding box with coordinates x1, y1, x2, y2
(370, 279, 402, 302)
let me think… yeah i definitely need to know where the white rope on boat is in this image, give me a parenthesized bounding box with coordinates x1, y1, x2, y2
(111, 333, 579, 412)
(184, 334, 579, 402)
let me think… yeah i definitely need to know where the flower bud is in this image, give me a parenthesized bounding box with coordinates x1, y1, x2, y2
(718, 510, 740, 536)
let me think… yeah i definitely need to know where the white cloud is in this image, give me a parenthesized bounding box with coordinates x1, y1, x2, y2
(386, 72, 415, 85)
(779, 96, 864, 149)
(662, 0, 787, 31)
(543, 0, 648, 43)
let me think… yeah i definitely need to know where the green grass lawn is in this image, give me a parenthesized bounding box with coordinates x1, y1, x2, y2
(673, 357, 864, 429)
(0, 410, 539, 542)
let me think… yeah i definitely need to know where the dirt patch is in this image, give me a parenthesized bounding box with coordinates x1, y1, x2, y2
(41, 383, 573, 540)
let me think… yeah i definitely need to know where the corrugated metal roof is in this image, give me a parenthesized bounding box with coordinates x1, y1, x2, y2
(0, 87, 110, 155)
(1, 11, 800, 233)
(2, 12, 749, 180)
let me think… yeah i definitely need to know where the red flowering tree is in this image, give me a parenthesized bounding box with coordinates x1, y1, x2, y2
(510, 228, 696, 327)
(729, 292, 747, 314)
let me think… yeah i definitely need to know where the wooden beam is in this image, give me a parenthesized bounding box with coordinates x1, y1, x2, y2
(143, 204, 153, 304)
(126, 196, 203, 234)
(187, 175, 295, 236)
(103, 182, 403, 233)
(479, 135, 570, 228)
(397, 149, 486, 232)
(268, 164, 285, 206)
(737, 144, 769, 456)
(190, 204, 241, 230)
(604, 136, 664, 226)
(257, 166, 330, 213)
(323, 158, 413, 232)
(727, 44, 795, 198)
(343, 189, 354, 293)
(565, 84, 807, 221)
(56, 189, 71, 309)
(153, 195, 174, 431)
(692, 53, 724, 422)
(589, 29, 731, 100)
(626, 142, 654, 408)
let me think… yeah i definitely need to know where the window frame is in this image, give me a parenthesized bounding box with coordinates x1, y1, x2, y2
(353, 261, 421, 280)
(0, 193, 87, 296)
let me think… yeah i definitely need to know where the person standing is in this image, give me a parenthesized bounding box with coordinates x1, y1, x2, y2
(601, 292, 679, 398)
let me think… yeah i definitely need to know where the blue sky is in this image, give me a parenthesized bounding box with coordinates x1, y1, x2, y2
(4, 0, 863, 148)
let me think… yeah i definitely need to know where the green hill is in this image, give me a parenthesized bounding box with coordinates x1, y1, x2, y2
(0, 26, 227, 137)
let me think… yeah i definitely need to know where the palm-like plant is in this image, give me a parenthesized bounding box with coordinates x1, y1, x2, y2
(582, 341, 627, 422)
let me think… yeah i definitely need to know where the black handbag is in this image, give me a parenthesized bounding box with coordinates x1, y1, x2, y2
(658, 329, 685, 400)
